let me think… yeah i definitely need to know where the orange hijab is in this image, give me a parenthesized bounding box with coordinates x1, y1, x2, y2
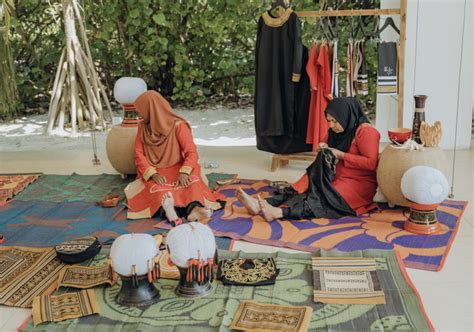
(134, 90, 190, 168)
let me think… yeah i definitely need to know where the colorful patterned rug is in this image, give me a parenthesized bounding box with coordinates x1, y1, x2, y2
(0, 199, 233, 250)
(0, 246, 65, 308)
(155, 179, 468, 271)
(18, 249, 433, 331)
(14, 173, 133, 203)
(0, 174, 41, 205)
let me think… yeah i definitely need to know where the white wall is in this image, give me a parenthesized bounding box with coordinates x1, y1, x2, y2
(378, 0, 472, 149)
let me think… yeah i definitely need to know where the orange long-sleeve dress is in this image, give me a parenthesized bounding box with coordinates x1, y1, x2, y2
(125, 122, 224, 219)
(293, 124, 380, 215)
(306, 43, 332, 150)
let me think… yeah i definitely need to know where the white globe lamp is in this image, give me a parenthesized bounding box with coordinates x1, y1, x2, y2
(109, 233, 160, 307)
(401, 166, 449, 234)
(166, 222, 217, 297)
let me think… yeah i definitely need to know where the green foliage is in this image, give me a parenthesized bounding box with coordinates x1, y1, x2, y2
(7, 0, 379, 114)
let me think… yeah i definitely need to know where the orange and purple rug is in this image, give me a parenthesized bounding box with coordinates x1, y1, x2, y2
(155, 179, 468, 272)
(0, 174, 41, 205)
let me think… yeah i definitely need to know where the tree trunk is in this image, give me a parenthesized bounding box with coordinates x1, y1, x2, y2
(46, 0, 111, 135)
(0, 26, 17, 119)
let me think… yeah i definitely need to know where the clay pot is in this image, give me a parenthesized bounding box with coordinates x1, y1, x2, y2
(106, 125, 137, 176)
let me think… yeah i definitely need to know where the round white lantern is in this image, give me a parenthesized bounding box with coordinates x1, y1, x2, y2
(110, 233, 158, 276)
(401, 166, 449, 205)
(166, 222, 217, 297)
(166, 222, 216, 268)
(113, 77, 147, 105)
(401, 166, 449, 235)
(110, 233, 160, 307)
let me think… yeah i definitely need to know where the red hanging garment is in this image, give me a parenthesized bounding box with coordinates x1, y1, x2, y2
(305, 43, 332, 151)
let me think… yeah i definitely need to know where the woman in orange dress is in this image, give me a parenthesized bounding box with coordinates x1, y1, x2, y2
(125, 91, 224, 225)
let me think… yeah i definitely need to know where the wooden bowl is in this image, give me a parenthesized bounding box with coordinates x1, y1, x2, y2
(388, 128, 411, 144)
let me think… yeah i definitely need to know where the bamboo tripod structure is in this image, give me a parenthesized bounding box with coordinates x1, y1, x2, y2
(271, 2, 407, 171)
(46, 0, 112, 135)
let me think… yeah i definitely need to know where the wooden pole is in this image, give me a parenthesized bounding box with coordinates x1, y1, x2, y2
(398, 0, 407, 127)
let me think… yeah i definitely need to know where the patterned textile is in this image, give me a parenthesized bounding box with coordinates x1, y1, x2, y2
(230, 301, 312, 332)
(205, 172, 238, 191)
(217, 258, 279, 286)
(32, 290, 100, 326)
(19, 249, 433, 331)
(14, 173, 133, 203)
(158, 250, 180, 280)
(57, 265, 115, 289)
(155, 179, 468, 271)
(0, 247, 65, 308)
(0, 199, 233, 251)
(312, 257, 385, 304)
(0, 174, 41, 204)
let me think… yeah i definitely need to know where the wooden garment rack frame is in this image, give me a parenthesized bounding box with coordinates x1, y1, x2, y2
(270, 1, 407, 172)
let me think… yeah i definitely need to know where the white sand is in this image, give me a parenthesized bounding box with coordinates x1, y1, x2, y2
(0, 106, 256, 152)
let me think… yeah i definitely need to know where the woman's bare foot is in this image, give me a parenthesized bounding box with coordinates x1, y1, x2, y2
(188, 206, 213, 222)
(257, 196, 283, 222)
(162, 192, 179, 222)
(236, 188, 261, 215)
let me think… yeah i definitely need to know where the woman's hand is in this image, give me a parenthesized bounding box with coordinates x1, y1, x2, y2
(176, 173, 191, 188)
(317, 142, 328, 152)
(328, 147, 345, 161)
(151, 173, 167, 185)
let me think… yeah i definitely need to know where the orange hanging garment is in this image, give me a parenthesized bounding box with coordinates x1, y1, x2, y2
(305, 43, 332, 151)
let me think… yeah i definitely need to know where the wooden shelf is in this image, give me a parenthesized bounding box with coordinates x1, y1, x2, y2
(296, 8, 401, 18)
(271, 152, 316, 172)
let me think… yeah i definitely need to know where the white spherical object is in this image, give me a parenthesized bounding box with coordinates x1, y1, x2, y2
(401, 166, 449, 205)
(113, 77, 147, 104)
(166, 222, 216, 268)
(110, 233, 158, 276)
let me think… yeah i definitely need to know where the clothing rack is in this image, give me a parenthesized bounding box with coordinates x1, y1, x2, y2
(270, 1, 407, 172)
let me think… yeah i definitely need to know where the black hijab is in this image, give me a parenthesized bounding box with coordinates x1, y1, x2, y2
(325, 97, 370, 152)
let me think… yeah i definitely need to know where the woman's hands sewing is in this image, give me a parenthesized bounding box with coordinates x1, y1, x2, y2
(317, 143, 344, 162)
(151, 173, 167, 185)
(176, 173, 191, 188)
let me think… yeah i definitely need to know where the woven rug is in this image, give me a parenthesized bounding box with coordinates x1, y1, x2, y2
(32, 290, 100, 326)
(312, 257, 385, 304)
(19, 249, 433, 331)
(0, 174, 41, 205)
(230, 301, 312, 332)
(0, 199, 233, 250)
(57, 265, 115, 290)
(155, 179, 468, 271)
(14, 173, 133, 203)
(0, 247, 65, 308)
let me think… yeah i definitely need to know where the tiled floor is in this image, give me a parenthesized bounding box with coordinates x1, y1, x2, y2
(1, 143, 473, 331)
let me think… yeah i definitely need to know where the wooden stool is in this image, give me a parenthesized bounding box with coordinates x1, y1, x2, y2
(271, 152, 315, 172)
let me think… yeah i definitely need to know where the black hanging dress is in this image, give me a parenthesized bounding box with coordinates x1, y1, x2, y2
(255, 8, 312, 154)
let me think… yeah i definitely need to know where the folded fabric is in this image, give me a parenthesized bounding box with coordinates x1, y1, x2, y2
(57, 265, 115, 289)
(217, 258, 279, 286)
(312, 257, 386, 304)
(230, 301, 312, 332)
(32, 289, 100, 326)
(0, 247, 65, 308)
(158, 250, 180, 279)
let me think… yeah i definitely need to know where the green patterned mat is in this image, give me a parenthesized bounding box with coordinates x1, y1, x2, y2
(20, 249, 432, 331)
(14, 174, 133, 203)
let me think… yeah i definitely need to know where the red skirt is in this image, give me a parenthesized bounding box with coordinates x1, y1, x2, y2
(125, 164, 224, 219)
